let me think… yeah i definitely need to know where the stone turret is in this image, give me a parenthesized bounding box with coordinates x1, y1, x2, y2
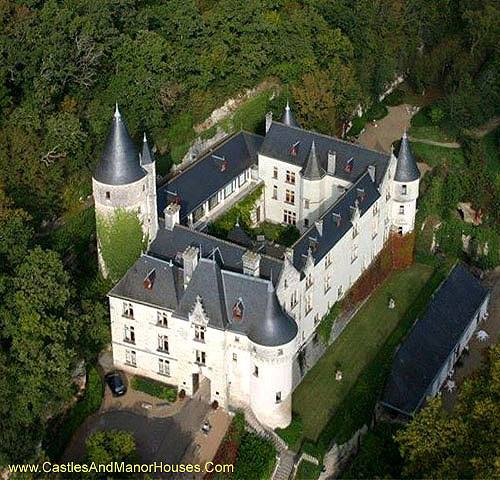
(92, 105, 158, 277)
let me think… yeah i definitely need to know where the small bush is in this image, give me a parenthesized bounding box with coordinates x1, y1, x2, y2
(276, 414, 304, 451)
(233, 432, 276, 480)
(131, 377, 177, 402)
(383, 89, 405, 107)
(317, 303, 342, 344)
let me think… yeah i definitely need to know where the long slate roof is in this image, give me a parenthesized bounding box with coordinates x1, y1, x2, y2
(261, 122, 390, 186)
(109, 255, 182, 310)
(149, 223, 283, 283)
(94, 106, 147, 185)
(292, 172, 380, 270)
(381, 264, 489, 416)
(157, 131, 263, 220)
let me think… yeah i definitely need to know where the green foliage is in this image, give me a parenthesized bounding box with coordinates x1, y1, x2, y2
(97, 209, 146, 283)
(131, 376, 177, 402)
(317, 302, 342, 344)
(275, 414, 304, 452)
(396, 345, 500, 479)
(295, 460, 322, 480)
(382, 89, 405, 107)
(340, 422, 403, 479)
(233, 432, 276, 480)
(252, 221, 300, 248)
(45, 367, 104, 461)
(347, 102, 388, 137)
(86, 430, 137, 467)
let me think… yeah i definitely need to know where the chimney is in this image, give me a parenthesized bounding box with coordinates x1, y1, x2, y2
(327, 151, 336, 174)
(315, 219, 323, 236)
(265, 112, 273, 133)
(182, 246, 199, 288)
(242, 250, 261, 277)
(367, 165, 376, 182)
(164, 203, 181, 230)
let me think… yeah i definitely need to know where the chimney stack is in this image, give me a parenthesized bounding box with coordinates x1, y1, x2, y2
(242, 250, 261, 277)
(182, 246, 199, 288)
(327, 151, 336, 174)
(164, 203, 181, 230)
(265, 112, 273, 134)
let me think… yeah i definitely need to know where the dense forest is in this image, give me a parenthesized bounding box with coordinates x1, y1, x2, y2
(0, 0, 498, 468)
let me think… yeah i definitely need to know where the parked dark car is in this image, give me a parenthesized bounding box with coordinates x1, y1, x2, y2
(105, 371, 127, 396)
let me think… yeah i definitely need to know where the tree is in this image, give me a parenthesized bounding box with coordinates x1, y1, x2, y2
(396, 345, 500, 479)
(86, 430, 137, 466)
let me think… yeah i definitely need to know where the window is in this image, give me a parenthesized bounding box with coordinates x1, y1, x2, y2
(304, 198, 310, 209)
(325, 253, 332, 268)
(286, 171, 295, 185)
(157, 311, 168, 327)
(314, 313, 320, 325)
(372, 218, 378, 239)
(283, 210, 296, 226)
(304, 218, 309, 228)
(273, 167, 278, 179)
(124, 325, 135, 344)
(105, 191, 111, 200)
(232, 353, 237, 362)
(402, 185, 407, 195)
(125, 349, 136, 367)
(254, 365, 259, 377)
(275, 391, 282, 403)
(399, 205, 405, 215)
(373, 202, 379, 216)
(234, 336, 240, 343)
(158, 358, 170, 376)
(324, 273, 331, 293)
(278, 349, 283, 356)
(398, 226, 404, 236)
(224, 183, 234, 198)
(123, 303, 134, 319)
(239, 173, 247, 187)
(285, 189, 295, 205)
(351, 244, 359, 263)
(194, 325, 206, 342)
(290, 290, 298, 309)
(337, 285, 344, 299)
(232, 299, 244, 321)
(306, 273, 313, 290)
(352, 224, 359, 238)
(196, 350, 206, 365)
(272, 185, 278, 200)
(305, 293, 313, 315)
(208, 194, 219, 210)
(158, 335, 169, 353)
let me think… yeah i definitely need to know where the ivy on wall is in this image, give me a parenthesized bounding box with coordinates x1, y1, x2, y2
(96, 209, 146, 283)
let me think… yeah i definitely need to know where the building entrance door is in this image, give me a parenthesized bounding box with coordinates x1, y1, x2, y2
(192, 373, 199, 394)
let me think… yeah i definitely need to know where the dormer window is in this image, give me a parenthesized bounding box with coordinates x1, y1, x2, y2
(232, 299, 244, 321)
(333, 213, 341, 227)
(157, 311, 168, 327)
(143, 269, 156, 290)
(290, 141, 300, 156)
(194, 325, 206, 342)
(357, 188, 365, 202)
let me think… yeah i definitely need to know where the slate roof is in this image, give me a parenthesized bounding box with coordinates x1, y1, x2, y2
(157, 131, 264, 220)
(109, 255, 181, 310)
(261, 122, 389, 186)
(227, 223, 255, 248)
(381, 264, 489, 416)
(149, 224, 283, 283)
(302, 140, 326, 180)
(292, 172, 380, 270)
(395, 131, 420, 182)
(94, 106, 147, 185)
(141, 133, 154, 166)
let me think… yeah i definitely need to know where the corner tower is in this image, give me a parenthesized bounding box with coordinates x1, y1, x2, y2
(92, 105, 157, 279)
(390, 131, 420, 234)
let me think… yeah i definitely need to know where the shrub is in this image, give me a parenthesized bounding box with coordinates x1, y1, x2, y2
(296, 459, 322, 480)
(276, 414, 304, 451)
(131, 376, 177, 402)
(233, 432, 276, 480)
(317, 303, 342, 344)
(44, 367, 104, 460)
(383, 89, 405, 107)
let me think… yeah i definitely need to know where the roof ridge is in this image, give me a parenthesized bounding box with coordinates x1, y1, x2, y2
(270, 121, 390, 158)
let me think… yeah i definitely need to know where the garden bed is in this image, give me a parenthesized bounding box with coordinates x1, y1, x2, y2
(130, 376, 177, 402)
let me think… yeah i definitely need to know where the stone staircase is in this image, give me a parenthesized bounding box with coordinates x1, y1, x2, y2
(243, 408, 296, 480)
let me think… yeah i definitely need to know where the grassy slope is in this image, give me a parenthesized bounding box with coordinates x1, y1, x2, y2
(411, 141, 465, 168)
(292, 264, 433, 441)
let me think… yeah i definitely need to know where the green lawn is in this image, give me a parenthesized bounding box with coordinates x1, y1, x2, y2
(292, 264, 433, 442)
(131, 376, 177, 402)
(409, 125, 457, 143)
(411, 141, 465, 168)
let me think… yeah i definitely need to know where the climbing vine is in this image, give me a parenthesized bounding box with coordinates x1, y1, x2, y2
(96, 209, 147, 282)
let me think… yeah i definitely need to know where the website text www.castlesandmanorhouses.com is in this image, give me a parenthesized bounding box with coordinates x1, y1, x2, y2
(8, 461, 234, 475)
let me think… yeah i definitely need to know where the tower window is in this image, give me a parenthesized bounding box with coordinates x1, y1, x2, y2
(275, 391, 282, 403)
(273, 167, 278, 179)
(399, 205, 405, 215)
(105, 191, 111, 200)
(254, 365, 259, 377)
(402, 185, 407, 195)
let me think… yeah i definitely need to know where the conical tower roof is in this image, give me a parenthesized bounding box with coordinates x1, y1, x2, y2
(94, 105, 146, 185)
(141, 132, 154, 166)
(248, 279, 297, 347)
(281, 101, 300, 128)
(302, 140, 326, 180)
(394, 131, 420, 182)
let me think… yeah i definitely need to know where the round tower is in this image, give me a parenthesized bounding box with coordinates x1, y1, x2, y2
(248, 280, 298, 429)
(92, 105, 156, 277)
(391, 131, 420, 235)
